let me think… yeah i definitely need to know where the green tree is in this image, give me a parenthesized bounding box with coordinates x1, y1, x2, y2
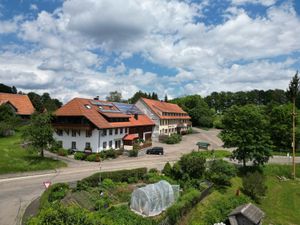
(205, 159, 236, 186)
(268, 104, 293, 151)
(0, 104, 19, 136)
(164, 94, 168, 102)
(221, 105, 273, 167)
(171, 95, 213, 127)
(179, 152, 206, 179)
(23, 113, 54, 157)
(287, 71, 299, 179)
(162, 162, 172, 176)
(106, 91, 122, 102)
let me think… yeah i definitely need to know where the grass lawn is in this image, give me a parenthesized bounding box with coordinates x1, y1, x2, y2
(0, 131, 66, 174)
(272, 151, 300, 157)
(260, 164, 300, 225)
(183, 164, 300, 225)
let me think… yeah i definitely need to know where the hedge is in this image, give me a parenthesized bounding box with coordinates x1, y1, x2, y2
(166, 185, 213, 225)
(79, 167, 148, 187)
(39, 183, 69, 209)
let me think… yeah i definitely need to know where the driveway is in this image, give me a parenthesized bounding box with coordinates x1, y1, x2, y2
(0, 127, 299, 225)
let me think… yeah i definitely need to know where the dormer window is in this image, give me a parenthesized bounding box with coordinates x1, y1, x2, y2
(85, 104, 91, 109)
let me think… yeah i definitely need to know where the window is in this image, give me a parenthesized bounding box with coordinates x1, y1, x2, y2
(72, 130, 76, 137)
(103, 141, 107, 149)
(103, 129, 107, 136)
(115, 128, 118, 135)
(109, 129, 113, 135)
(57, 141, 63, 148)
(115, 140, 121, 149)
(56, 129, 63, 136)
(71, 141, 76, 149)
(85, 142, 91, 148)
(109, 141, 113, 148)
(86, 130, 92, 137)
(84, 104, 91, 109)
(120, 128, 123, 134)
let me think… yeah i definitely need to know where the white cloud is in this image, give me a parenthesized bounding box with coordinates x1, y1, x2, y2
(30, 4, 38, 11)
(231, 0, 277, 6)
(0, 0, 299, 101)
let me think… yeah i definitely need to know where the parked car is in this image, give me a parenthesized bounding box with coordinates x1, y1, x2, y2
(146, 147, 164, 155)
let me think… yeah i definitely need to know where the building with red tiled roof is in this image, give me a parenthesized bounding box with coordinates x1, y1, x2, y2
(52, 98, 155, 152)
(135, 98, 191, 140)
(0, 93, 35, 117)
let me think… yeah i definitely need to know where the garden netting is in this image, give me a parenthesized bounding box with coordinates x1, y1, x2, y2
(130, 180, 179, 217)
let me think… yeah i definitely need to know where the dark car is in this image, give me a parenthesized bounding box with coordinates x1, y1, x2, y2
(146, 147, 164, 155)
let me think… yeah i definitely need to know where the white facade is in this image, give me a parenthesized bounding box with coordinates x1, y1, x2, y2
(135, 100, 160, 139)
(53, 127, 129, 153)
(135, 99, 190, 140)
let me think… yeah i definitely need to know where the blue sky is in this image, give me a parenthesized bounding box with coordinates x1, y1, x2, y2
(0, 0, 299, 102)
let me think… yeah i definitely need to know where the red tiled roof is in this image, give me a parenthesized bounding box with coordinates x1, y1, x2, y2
(54, 98, 155, 129)
(0, 93, 35, 115)
(123, 134, 139, 141)
(140, 98, 190, 119)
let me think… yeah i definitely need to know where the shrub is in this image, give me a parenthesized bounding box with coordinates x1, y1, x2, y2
(49, 141, 61, 153)
(166, 188, 201, 224)
(86, 154, 100, 162)
(129, 149, 138, 157)
(128, 176, 138, 184)
(104, 149, 117, 158)
(179, 152, 206, 180)
(94, 198, 111, 210)
(148, 168, 159, 174)
(40, 183, 69, 209)
(81, 168, 148, 187)
(242, 171, 267, 203)
(165, 133, 182, 144)
(101, 178, 115, 189)
(162, 162, 172, 177)
(57, 148, 68, 156)
(74, 152, 86, 160)
(202, 194, 250, 225)
(205, 159, 236, 186)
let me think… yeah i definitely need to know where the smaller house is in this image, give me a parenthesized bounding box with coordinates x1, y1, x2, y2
(228, 203, 265, 225)
(0, 93, 35, 118)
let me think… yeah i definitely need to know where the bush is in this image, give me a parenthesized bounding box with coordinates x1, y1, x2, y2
(165, 133, 182, 144)
(49, 141, 61, 153)
(242, 171, 267, 203)
(104, 149, 117, 159)
(86, 154, 100, 162)
(148, 168, 159, 174)
(166, 188, 201, 224)
(128, 176, 138, 184)
(57, 148, 68, 156)
(179, 152, 206, 180)
(129, 149, 138, 157)
(101, 178, 115, 189)
(94, 198, 111, 210)
(162, 162, 172, 177)
(74, 152, 86, 160)
(81, 168, 148, 187)
(201, 194, 250, 225)
(39, 183, 69, 209)
(205, 159, 236, 186)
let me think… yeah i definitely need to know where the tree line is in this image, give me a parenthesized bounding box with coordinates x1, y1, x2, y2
(0, 83, 62, 112)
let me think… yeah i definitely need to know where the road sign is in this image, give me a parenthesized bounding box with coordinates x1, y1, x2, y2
(43, 181, 51, 189)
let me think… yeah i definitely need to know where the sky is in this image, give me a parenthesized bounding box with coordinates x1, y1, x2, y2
(0, 0, 299, 102)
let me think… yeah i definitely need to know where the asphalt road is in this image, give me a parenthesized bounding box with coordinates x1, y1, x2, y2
(0, 128, 299, 225)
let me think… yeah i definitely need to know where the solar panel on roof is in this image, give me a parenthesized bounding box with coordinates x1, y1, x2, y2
(90, 100, 113, 107)
(113, 102, 143, 115)
(100, 109, 121, 113)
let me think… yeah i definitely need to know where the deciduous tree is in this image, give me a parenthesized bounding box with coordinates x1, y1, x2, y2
(220, 105, 273, 167)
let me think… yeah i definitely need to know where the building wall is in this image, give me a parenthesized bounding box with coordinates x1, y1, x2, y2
(135, 100, 160, 140)
(135, 99, 189, 139)
(53, 127, 130, 153)
(53, 129, 99, 153)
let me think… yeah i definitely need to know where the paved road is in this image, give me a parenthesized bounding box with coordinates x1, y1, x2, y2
(0, 128, 299, 225)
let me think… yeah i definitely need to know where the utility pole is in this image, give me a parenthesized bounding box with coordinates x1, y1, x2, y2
(292, 97, 296, 179)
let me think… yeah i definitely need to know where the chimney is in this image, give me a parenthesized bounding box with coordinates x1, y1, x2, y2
(94, 96, 99, 100)
(134, 113, 139, 120)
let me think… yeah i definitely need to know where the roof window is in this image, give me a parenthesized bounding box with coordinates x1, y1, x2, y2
(85, 104, 91, 109)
